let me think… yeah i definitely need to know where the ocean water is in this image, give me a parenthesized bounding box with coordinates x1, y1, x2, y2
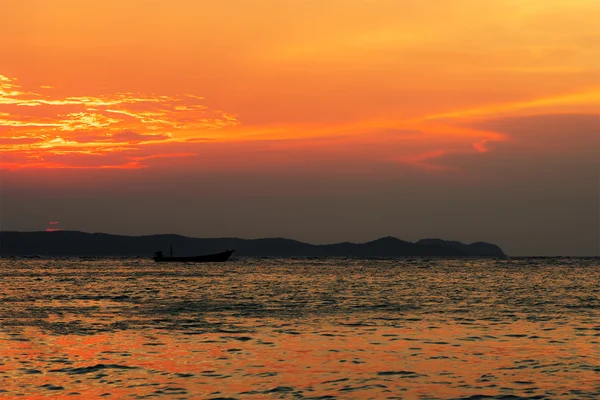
(0, 257, 598, 399)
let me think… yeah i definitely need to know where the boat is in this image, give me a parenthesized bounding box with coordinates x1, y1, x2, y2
(153, 248, 234, 263)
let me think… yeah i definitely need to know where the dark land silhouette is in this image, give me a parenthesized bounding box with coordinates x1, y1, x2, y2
(0, 231, 505, 257)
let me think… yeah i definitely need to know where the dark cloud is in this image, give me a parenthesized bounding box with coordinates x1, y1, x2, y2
(468, 113, 599, 147)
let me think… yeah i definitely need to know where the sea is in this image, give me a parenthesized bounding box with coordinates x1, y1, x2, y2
(0, 257, 598, 399)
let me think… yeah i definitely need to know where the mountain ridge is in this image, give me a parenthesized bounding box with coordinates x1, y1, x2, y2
(0, 231, 506, 257)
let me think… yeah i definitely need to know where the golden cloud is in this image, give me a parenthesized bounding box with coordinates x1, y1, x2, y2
(0, 74, 240, 169)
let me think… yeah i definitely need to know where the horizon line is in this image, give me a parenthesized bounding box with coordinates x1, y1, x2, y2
(2, 229, 496, 247)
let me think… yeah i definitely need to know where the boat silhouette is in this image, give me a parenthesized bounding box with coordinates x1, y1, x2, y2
(153, 246, 234, 263)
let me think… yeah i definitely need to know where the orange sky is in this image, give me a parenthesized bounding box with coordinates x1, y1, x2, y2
(1, 0, 598, 171)
(0, 0, 598, 255)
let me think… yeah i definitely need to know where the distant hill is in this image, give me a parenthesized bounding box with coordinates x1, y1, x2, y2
(416, 238, 506, 257)
(0, 231, 506, 257)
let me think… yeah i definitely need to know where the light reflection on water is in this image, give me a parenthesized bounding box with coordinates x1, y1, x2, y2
(0, 257, 598, 399)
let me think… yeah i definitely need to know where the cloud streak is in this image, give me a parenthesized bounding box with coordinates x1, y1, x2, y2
(1, 70, 595, 173)
(0, 74, 239, 169)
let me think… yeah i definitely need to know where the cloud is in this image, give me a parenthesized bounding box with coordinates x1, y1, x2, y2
(0, 74, 239, 169)
(0, 150, 197, 170)
(426, 89, 600, 122)
(2, 68, 591, 172)
(468, 113, 598, 137)
(109, 131, 172, 144)
(397, 150, 452, 172)
(0, 136, 43, 145)
(407, 113, 600, 185)
(466, 113, 599, 157)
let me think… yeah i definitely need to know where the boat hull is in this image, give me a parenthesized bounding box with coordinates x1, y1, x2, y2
(153, 250, 234, 263)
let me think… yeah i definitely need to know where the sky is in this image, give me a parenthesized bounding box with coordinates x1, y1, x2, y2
(0, 0, 598, 256)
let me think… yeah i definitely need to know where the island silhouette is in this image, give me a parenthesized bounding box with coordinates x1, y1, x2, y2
(0, 231, 505, 257)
